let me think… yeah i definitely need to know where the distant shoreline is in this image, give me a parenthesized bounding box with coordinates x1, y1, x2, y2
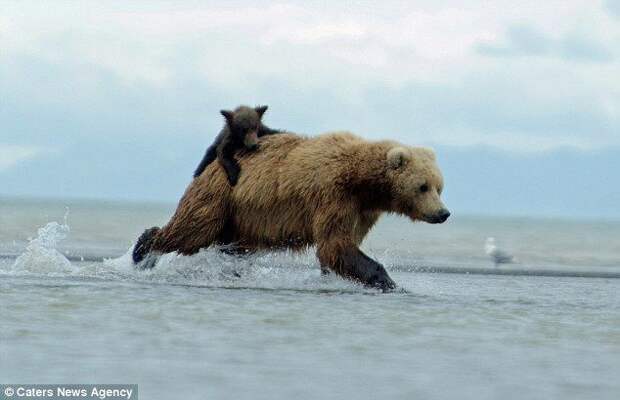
(1, 194, 618, 224)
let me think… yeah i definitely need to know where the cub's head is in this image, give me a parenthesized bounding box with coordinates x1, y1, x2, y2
(386, 146, 450, 224)
(220, 105, 268, 150)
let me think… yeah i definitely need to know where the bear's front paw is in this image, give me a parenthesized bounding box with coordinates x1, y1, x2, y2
(368, 272, 396, 292)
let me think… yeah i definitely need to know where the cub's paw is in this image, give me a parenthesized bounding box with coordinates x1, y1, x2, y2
(227, 174, 239, 186)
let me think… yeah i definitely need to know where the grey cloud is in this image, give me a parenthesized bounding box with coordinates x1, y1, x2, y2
(607, 0, 620, 17)
(476, 25, 614, 63)
(558, 34, 614, 62)
(477, 25, 551, 57)
(360, 64, 619, 148)
(3, 47, 618, 152)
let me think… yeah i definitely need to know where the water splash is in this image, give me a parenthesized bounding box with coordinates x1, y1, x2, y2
(102, 247, 368, 292)
(5, 214, 379, 293)
(12, 218, 76, 274)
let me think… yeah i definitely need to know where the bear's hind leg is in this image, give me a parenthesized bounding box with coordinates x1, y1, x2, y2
(151, 196, 230, 257)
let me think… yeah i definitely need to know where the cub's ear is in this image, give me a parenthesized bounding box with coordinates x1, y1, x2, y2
(220, 110, 234, 124)
(387, 147, 411, 169)
(255, 105, 268, 117)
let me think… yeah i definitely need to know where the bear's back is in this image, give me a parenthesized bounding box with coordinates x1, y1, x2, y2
(227, 131, 369, 247)
(233, 132, 364, 205)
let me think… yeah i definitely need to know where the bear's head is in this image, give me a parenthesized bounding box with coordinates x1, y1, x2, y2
(386, 146, 450, 224)
(220, 105, 269, 150)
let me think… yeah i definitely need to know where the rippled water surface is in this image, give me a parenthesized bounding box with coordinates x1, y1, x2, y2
(1, 198, 619, 399)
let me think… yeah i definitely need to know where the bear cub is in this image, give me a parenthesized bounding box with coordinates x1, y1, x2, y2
(193, 105, 280, 185)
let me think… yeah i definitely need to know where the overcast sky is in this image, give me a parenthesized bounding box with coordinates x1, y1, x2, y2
(1, 1, 619, 218)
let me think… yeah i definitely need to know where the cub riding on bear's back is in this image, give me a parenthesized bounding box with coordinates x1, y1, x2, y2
(193, 105, 280, 186)
(133, 126, 450, 291)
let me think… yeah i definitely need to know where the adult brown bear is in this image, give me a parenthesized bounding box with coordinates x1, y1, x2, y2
(133, 132, 450, 290)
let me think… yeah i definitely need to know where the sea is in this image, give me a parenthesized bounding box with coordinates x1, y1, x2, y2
(1, 196, 619, 400)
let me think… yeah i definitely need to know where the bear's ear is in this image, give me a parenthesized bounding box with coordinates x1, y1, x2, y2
(420, 147, 436, 160)
(387, 147, 411, 169)
(220, 110, 234, 124)
(255, 105, 268, 117)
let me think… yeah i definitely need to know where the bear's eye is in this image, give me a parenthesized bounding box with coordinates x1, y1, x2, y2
(420, 184, 429, 193)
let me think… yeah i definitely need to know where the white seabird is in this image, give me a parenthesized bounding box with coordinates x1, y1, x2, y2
(485, 237, 514, 266)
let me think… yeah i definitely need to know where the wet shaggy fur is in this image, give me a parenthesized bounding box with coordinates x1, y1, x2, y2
(135, 132, 449, 289)
(193, 105, 281, 184)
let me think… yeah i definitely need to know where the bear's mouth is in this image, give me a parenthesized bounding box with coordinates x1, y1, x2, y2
(402, 205, 420, 221)
(422, 209, 451, 224)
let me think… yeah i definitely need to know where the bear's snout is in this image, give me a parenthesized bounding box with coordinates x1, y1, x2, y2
(426, 208, 451, 224)
(244, 130, 259, 149)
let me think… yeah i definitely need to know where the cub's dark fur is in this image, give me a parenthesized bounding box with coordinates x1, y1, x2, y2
(193, 105, 280, 185)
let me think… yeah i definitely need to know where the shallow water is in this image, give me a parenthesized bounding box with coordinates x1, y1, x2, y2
(1, 197, 619, 399)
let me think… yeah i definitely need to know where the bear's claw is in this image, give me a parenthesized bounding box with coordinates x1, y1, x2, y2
(368, 273, 396, 292)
